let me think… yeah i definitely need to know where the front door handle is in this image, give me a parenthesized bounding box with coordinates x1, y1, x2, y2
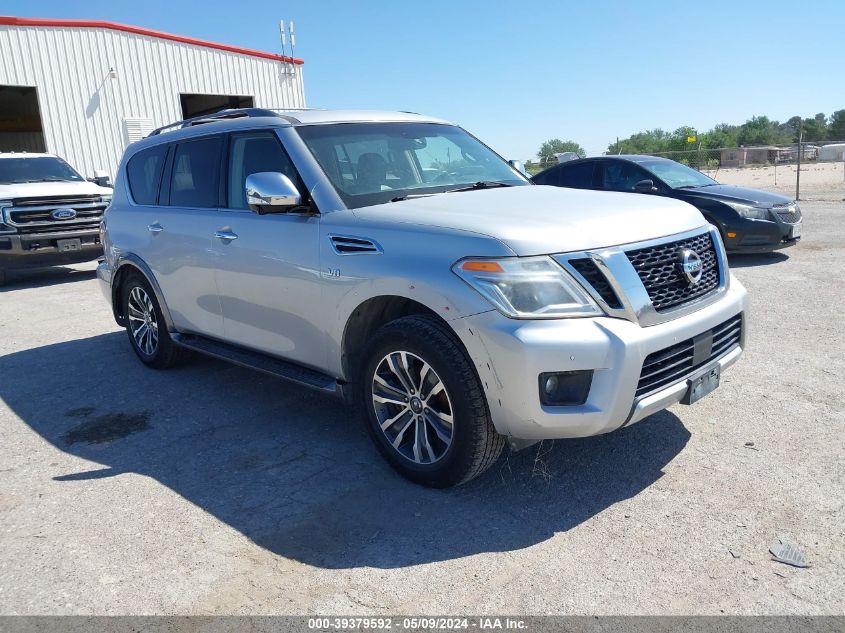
(147, 222, 164, 234)
(214, 229, 238, 242)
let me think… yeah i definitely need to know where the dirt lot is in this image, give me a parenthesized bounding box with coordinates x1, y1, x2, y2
(702, 162, 845, 201)
(0, 201, 843, 615)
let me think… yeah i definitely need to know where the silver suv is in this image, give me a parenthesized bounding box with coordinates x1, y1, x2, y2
(98, 108, 748, 487)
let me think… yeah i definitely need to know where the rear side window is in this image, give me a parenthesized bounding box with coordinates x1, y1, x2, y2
(531, 167, 560, 186)
(559, 162, 596, 189)
(126, 145, 167, 204)
(169, 136, 223, 208)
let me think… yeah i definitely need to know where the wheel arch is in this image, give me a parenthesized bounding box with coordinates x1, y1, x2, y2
(111, 255, 175, 331)
(340, 295, 460, 383)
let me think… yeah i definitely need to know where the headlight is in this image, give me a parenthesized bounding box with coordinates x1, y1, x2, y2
(452, 256, 601, 319)
(727, 202, 771, 220)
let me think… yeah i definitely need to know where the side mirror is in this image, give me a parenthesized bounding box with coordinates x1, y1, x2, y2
(508, 159, 526, 175)
(633, 179, 657, 193)
(91, 169, 112, 188)
(245, 172, 302, 214)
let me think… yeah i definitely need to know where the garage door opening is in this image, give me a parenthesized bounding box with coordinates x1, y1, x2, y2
(0, 86, 46, 153)
(180, 93, 255, 119)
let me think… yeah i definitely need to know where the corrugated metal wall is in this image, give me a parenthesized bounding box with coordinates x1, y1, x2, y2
(0, 24, 306, 178)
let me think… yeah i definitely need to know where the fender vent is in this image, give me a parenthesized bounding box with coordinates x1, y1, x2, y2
(329, 234, 382, 255)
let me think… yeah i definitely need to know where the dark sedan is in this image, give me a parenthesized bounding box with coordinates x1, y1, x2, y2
(531, 155, 802, 253)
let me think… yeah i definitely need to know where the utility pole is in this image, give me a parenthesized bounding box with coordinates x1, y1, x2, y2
(796, 121, 803, 201)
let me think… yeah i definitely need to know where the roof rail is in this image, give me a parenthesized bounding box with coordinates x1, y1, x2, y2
(146, 108, 283, 137)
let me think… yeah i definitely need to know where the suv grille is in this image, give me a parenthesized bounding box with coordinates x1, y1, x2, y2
(568, 258, 622, 309)
(4, 196, 108, 234)
(636, 314, 742, 397)
(625, 232, 720, 312)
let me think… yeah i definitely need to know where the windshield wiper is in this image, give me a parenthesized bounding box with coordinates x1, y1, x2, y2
(389, 181, 514, 202)
(389, 192, 439, 202)
(443, 181, 514, 194)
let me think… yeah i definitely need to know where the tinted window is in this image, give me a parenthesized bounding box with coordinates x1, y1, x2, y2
(126, 145, 167, 204)
(227, 132, 301, 209)
(601, 161, 650, 192)
(531, 167, 560, 186)
(169, 136, 223, 208)
(559, 162, 596, 189)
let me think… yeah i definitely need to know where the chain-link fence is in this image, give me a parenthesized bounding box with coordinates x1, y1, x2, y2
(626, 141, 845, 199)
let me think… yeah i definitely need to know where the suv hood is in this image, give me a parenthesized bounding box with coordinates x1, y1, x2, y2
(0, 180, 112, 201)
(677, 184, 793, 208)
(352, 185, 707, 256)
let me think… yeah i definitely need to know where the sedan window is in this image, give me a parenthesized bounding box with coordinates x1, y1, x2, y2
(601, 161, 651, 192)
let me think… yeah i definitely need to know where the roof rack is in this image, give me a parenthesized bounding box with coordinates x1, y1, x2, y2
(146, 108, 285, 137)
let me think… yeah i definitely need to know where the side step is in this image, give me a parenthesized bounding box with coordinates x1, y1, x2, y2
(172, 333, 339, 394)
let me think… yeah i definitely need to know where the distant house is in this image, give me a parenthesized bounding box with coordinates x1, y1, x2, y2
(720, 146, 781, 167)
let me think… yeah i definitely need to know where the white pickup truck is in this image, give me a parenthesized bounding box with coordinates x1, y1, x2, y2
(0, 152, 112, 285)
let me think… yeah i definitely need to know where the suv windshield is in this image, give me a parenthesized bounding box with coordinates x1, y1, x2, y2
(296, 122, 528, 208)
(640, 159, 717, 189)
(0, 156, 86, 185)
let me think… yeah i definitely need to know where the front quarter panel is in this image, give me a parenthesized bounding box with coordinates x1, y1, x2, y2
(320, 210, 514, 378)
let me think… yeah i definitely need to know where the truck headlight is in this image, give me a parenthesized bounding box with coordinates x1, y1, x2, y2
(452, 256, 601, 319)
(728, 202, 771, 220)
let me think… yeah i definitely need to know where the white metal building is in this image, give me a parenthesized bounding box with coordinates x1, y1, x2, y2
(0, 16, 306, 178)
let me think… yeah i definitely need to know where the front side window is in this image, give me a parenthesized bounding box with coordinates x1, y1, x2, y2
(227, 131, 301, 209)
(296, 122, 528, 209)
(601, 161, 651, 192)
(127, 144, 167, 205)
(0, 156, 85, 185)
(168, 136, 223, 208)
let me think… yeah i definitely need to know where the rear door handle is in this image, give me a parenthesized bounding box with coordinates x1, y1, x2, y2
(147, 222, 164, 234)
(214, 229, 238, 242)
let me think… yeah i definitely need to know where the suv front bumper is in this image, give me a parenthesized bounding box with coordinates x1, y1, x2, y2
(0, 228, 102, 269)
(453, 276, 748, 442)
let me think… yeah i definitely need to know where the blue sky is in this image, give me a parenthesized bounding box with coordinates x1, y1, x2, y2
(4, 0, 845, 160)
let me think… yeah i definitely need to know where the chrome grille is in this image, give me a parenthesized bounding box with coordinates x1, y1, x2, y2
(625, 232, 720, 312)
(636, 314, 742, 397)
(4, 196, 108, 235)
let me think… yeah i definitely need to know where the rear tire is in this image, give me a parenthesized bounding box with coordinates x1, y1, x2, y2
(121, 273, 189, 369)
(0, 269, 6, 286)
(358, 315, 505, 487)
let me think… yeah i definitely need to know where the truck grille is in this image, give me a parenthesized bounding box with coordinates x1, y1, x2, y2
(625, 232, 720, 312)
(4, 196, 108, 234)
(636, 314, 742, 397)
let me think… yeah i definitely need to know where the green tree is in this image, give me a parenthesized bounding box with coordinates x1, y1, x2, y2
(538, 139, 586, 167)
(829, 110, 845, 141)
(801, 113, 828, 142)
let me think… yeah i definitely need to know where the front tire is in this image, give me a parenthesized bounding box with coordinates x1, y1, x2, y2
(121, 274, 188, 369)
(359, 315, 505, 487)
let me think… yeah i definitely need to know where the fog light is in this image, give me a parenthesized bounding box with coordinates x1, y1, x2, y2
(538, 370, 593, 406)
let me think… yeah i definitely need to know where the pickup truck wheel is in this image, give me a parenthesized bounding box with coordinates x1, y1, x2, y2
(0, 269, 6, 286)
(360, 315, 505, 487)
(121, 274, 187, 369)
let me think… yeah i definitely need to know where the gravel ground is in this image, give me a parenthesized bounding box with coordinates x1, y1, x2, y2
(0, 201, 843, 615)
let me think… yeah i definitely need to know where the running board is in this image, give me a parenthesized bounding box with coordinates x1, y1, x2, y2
(172, 333, 339, 394)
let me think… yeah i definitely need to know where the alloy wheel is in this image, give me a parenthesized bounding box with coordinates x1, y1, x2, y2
(127, 286, 159, 356)
(371, 350, 454, 464)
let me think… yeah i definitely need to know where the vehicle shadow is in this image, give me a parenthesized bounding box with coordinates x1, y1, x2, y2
(0, 333, 690, 570)
(0, 265, 97, 292)
(727, 252, 789, 268)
